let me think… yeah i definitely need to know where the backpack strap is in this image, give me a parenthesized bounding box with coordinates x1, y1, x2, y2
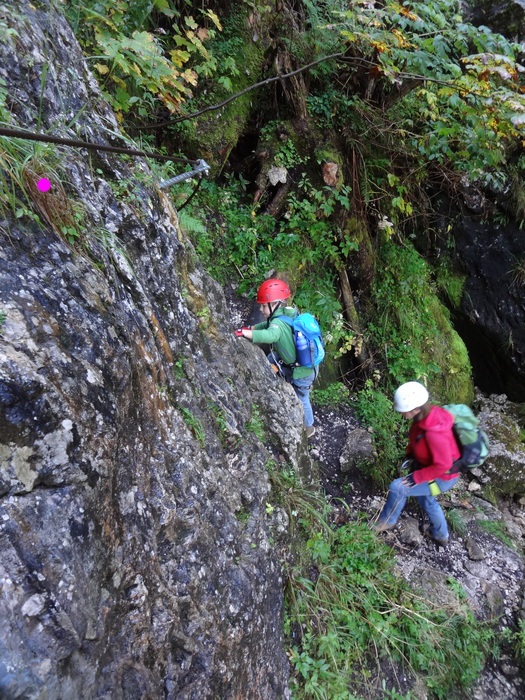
(447, 459, 463, 475)
(272, 316, 297, 367)
(274, 314, 297, 329)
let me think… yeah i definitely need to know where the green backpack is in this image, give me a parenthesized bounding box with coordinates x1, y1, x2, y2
(443, 404, 490, 470)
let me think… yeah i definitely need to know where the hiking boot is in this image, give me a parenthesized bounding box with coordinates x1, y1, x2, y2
(369, 520, 396, 533)
(424, 531, 449, 547)
(305, 425, 316, 438)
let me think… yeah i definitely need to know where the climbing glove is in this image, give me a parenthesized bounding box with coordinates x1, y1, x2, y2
(401, 473, 416, 488)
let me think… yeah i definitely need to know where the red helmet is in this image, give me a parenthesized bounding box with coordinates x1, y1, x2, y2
(256, 279, 291, 303)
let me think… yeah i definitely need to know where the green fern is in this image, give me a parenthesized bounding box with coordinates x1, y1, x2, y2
(178, 210, 208, 236)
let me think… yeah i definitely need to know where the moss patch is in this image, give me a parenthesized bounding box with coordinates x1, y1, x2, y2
(435, 255, 467, 308)
(170, 8, 270, 171)
(367, 241, 474, 402)
(428, 296, 474, 404)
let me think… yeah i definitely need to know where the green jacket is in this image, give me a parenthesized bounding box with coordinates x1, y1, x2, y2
(252, 307, 314, 380)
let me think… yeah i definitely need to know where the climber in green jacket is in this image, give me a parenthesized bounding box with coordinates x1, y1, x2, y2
(237, 279, 316, 438)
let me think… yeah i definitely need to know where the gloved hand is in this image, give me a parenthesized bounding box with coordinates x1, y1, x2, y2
(234, 327, 250, 337)
(400, 458, 415, 472)
(401, 473, 416, 488)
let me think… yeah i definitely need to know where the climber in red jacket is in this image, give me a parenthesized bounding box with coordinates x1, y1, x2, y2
(371, 381, 461, 546)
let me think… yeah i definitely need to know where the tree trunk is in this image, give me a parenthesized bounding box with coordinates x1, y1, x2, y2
(338, 266, 360, 331)
(338, 266, 371, 371)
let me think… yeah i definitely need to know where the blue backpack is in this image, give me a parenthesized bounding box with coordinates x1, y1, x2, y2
(278, 313, 325, 368)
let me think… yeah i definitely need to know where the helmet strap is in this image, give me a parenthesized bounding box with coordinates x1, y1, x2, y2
(267, 300, 281, 321)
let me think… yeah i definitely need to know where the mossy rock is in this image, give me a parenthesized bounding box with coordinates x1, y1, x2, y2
(343, 215, 375, 289)
(476, 395, 525, 498)
(315, 353, 343, 390)
(170, 8, 272, 172)
(435, 257, 467, 309)
(425, 297, 474, 405)
(368, 241, 474, 404)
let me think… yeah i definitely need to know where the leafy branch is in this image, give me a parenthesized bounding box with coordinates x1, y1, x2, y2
(137, 51, 346, 130)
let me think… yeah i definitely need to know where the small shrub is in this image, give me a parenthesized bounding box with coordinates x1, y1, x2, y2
(63, 0, 222, 118)
(0, 131, 88, 243)
(236, 509, 249, 524)
(353, 380, 405, 487)
(246, 404, 265, 441)
(172, 359, 185, 380)
(446, 508, 468, 535)
(179, 407, 206, 447)
(285, 517, 495, 700)
(206, 399, 235, 448)
(266, 460, 332, 541)
(510, 255, 525, 289)
(312, 382, 351, 407)
(515, 620, 525, 666)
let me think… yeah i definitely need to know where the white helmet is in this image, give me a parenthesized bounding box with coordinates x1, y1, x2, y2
(393, 381, 429, 412)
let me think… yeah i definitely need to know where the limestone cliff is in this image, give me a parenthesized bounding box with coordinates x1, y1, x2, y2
(0, 2, 310, 697)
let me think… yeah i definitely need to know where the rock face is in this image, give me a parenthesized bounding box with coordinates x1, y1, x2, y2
(451, 213, 525, 402)
(462, 0, 525, 42)
(442, 7, 525, 402)
(0, 2, 309, 697)
(474, 393, 525, 497)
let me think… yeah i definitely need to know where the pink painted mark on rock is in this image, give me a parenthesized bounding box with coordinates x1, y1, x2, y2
(37, 178, 52, 192)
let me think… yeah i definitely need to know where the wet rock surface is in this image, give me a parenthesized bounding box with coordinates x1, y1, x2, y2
(448, 212, 525, 402)
(0, 3, 306, 698)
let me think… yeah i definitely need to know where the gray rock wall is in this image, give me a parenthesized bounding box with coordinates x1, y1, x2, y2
(451, 213, 525, 401)
(0, 2, 308, 697)
(462, 0, 525, 42)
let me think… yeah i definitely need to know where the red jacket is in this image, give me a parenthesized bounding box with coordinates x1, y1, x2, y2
(408, 406, 461, 484)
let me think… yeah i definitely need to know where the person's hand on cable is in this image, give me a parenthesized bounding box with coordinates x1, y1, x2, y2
(399, 457, 415, 472)
(234, 326, 252, 339)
